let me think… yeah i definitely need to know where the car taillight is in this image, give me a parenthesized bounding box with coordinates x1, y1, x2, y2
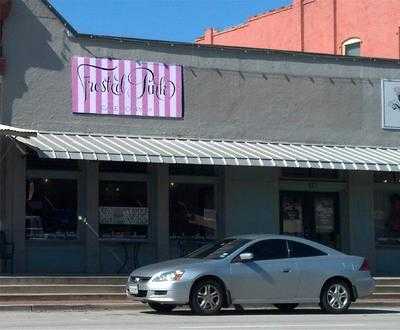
(359, 259, 370, 271)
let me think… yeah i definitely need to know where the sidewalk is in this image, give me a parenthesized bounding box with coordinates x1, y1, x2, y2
(0, 299, 398, 312)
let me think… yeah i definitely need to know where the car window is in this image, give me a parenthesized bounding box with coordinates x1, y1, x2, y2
(242, 239, 288, 261)
(288, 240, 327, 258)
(185, 239, 251, 259)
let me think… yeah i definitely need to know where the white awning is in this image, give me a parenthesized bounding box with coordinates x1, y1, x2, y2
(0, 124, 37, 138)
(17, 131, 400, 172)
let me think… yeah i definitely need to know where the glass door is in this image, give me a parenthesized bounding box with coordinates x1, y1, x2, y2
(280, 191, 340, 248)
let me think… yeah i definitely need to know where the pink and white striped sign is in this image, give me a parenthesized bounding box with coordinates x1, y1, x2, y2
(71, 56, 183, 118)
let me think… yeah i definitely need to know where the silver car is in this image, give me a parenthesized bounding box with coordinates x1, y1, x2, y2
(126, 234, 375, 315)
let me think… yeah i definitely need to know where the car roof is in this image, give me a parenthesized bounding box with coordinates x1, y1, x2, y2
(226, 234, 344, 255)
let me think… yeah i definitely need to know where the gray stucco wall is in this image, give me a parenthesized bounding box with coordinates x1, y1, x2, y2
(3, 0, 400, 148)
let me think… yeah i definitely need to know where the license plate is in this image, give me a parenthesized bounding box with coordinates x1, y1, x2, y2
(129, 284, 138, 295)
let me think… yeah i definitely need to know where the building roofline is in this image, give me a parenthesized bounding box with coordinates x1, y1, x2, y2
(41, 0, 400, 66)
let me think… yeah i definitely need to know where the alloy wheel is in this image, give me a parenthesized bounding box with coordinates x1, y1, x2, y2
(327, 283, 349, 310)
(196, 283, 221, 312)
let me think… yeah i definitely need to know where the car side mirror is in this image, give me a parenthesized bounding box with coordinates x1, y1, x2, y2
(239, 252, 254, 262)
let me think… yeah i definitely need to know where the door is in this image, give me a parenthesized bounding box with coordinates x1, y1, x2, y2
(229, 239, 300, 303)
(280, 191, 340, 248)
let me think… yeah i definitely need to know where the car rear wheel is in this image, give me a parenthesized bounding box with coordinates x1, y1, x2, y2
(274, 303, 299, 312)
(189, 279, 224, 315)
(320, 280, 351, 314)
(148, 302, 176, 313)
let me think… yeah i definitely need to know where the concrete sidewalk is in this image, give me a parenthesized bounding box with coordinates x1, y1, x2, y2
(0, 300, 398, 312)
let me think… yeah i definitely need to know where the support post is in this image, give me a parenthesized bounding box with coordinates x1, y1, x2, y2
(83, 161, 100, 274)
(149, 164, 169, 261)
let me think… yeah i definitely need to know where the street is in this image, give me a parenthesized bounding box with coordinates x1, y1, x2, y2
(0, 307, 399, 330)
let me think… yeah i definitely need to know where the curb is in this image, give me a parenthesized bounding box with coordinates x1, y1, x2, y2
(0, 303, 147, 312)
(0, 301, 398, 312)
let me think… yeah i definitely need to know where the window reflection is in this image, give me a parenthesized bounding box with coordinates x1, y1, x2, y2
(169, 183, 216, 239)
(25, 179, 78, 240)
(98, 181, 148, 239)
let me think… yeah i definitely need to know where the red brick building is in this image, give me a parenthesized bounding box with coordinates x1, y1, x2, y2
(196, 0, 400, 59)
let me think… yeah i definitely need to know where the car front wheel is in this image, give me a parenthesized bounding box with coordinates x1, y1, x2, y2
(189, 279, 224, 315)
(148, 302, 176, 313)
(320, 280, 351, 314)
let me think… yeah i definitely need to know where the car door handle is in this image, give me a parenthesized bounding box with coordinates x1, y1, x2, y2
(282, 268, 292, 273)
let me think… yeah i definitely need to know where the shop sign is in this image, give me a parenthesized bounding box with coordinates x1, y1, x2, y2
(382, 79, 400, 129)
(71, 56, 183, 118)
(99, 207, 149, 225)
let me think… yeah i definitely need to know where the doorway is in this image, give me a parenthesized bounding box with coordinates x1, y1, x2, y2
(280, 191, 340, 248)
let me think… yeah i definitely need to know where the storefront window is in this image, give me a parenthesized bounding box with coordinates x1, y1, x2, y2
(98, 181, 148, 239)
(25, 178, 78, 240)
(374, 191, 400, 246)
(169, 183, 216, 239)
(281, 168, 338, 180)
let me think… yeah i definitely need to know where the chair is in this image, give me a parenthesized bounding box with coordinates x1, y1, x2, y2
(0, 231, 14, 274)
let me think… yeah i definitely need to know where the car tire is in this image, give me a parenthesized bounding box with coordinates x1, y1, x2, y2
(274, 303, 299, 312)
(320, 280, 351, 314)
(148, 302, 176, 313)
(189, 279, 224, 315)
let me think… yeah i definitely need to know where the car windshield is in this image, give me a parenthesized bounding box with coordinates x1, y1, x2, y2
(185, 239, 250, 260)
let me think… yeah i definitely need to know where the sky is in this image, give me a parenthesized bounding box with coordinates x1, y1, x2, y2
(48, 0, 292, 42)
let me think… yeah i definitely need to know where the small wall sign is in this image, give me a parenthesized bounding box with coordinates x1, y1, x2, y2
(382, 79, 400, 129)
(71, 56, 183, 118)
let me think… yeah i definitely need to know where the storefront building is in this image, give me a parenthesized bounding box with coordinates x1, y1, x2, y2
(1, 0, 400, 275)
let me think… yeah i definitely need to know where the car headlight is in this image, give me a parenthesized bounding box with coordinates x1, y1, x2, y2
(152, 270, 185, 282)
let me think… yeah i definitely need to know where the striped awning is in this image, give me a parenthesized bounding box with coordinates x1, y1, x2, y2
(17, 131, 400, 172)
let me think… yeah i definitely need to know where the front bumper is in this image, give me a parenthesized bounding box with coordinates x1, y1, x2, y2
(126, 278, 192, 305)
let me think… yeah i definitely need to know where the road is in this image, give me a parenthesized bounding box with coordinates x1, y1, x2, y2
(0, 307, 399, 330)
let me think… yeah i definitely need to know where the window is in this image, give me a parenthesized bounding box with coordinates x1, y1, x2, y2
(25, 178, 78, 240)
(281, 168, 338, 180)
(342, 38, 361, 56)
(374, 191, 400, 246)
(288, 240, 326, 258)
(186, 239, 250, 260)
(169, 183, 216, 239)
(243, 239, 288, 261)
(98, 181, 148, 239)
(374, 172, 400, 184)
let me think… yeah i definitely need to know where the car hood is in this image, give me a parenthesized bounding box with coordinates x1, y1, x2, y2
(130, 258, 213, 278)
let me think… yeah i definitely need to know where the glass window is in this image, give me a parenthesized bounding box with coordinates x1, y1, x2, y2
(288, 240, 326, 258)
(186, 239, 250, 260)
(98, 181, 148, 239)
(99, 161, 147, 173)
(169, 164, 217, 176)
(342, 38, 361, 56)
(281, 168, 338, 180)
(374, 191, 400, 246)
(374, 172, 400, 184)
(344, 42, 360, 56)
(169, 183, 216, 239)
(243, 239, 288, 261)
(25, 178, 78, 240)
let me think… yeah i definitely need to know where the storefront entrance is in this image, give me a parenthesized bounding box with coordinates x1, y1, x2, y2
(280, 191, 340, 248)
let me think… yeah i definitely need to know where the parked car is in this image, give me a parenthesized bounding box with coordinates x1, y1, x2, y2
(126, 234, 375, 315)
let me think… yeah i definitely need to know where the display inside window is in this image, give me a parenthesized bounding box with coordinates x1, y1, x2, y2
(281, 195, 304, 234)
(169, 183, 216, 239)
(280, 191, 339, 248)
(25, 179, 78, 240)
(99, 181, 148, 239)
(375, 192, 400, 246)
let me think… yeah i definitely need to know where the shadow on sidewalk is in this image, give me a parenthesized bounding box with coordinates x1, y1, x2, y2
(142, 307, 400, 316)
